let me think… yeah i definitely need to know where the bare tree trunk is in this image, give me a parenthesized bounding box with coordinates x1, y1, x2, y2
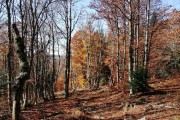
(87, 48, 91, 89)
(86, 21, 94, 89)
(144, 0, 150, 70)
(12, 24, 30, 120)
(95, 28, 103, 89)
(64, 0, 69, 98)
(110, 40, 115, 86)
(22, 79, 35, 109)
(29, 0, 35, 73)
(128, 0, 134, 94)
(135, 0, 140, 70)
(122, 0, 126, 93)
(64, 0, 72, 98)
(50, 23, 56, 100)
(116, 27, 120, 88)
(54, 0, 81, 97)
(6, 0, 13, 111)
(87, 33, 91, 89)
(133, 25, 136, 72)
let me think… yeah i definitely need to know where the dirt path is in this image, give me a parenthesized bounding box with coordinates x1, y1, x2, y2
(1, 78, 180, 120)
(20, 78, 180, 120)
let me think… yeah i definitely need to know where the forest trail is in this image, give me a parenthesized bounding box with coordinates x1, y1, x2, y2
(1, 78, 180, 120)
(20, 78, 180, 120)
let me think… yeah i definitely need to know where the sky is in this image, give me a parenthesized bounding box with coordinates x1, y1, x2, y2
(76, 0, 180, 30)
(162, 0, 180, 10)
(75, 0, 180, 35)
(54, 0, 180, 55)
(79, 0, 180, 11)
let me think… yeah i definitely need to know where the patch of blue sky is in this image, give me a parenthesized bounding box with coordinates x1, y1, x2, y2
(162, 0, 180, 10)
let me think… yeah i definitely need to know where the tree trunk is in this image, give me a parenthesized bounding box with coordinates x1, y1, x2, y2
(128, 0, 134, 94)
(144, 0, 150, 70)
(64, 0, 69, 98)
(135, 0, 140, 70)
(67, 0, 72, 95)
(6, 0, 13, 111)
(12, 24, 30, 120)
(64, 0, 73, 98)
(110, 40, 115, 86)
(122, 0, 126, 93)
(117, 27, 120, 88)
(87, 43, 91, 89)
(51, 24, 56, 100)
(86, 22, 93, 89)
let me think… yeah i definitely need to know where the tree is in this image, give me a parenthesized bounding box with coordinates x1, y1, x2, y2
(85, 20, 94, 89)
(71, 30, 88, 89)
(150, 9, 180, 79)
(71, 20, 108, 90)
(144, 0, 150, 71)
(12, 23, 30, 120)
(6, 0, 13, 110)
(90, 0, 124, 88)
(55, 0, 82, 98)
(90, 0, 164, 94)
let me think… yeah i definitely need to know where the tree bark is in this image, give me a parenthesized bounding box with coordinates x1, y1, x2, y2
(6, 0, 13, 111)
(128, 0, 134, 94)
(144, 0, 150, 70)
(122, 0, 126, 93)
(64, 0, 71, 98)
(135, 0, 140, 70)
(51, 24, 56, 100)
(116, 20, 120, 88)
(87, 29, 92, 89)
(12, 24, 30, 120)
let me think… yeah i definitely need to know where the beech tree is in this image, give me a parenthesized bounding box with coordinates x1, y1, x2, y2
(55, 0, 82, 98)
(144, 0, 150, 71)
(6, 0, 13, 110)
(90, 0, 135, 93)
(0, 0, 179, 119)
(12, 23, 30, 120)
(90, 0, 163, 94)
(4, 0, 56, 118)
(71, 19, 108, 90)
(150, 9, 180, 78)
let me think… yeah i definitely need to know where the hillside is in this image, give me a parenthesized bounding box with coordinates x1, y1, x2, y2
(1, 77, 179, 120)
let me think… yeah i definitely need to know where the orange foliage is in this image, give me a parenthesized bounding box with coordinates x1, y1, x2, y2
(76, 75, 88, 89)
(0, 46, 8, 53)
(149, 9, 180, 78)
(71, 30, 88, 89)
(55, 75, 64, 92)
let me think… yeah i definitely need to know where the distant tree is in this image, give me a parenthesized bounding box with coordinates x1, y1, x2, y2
(55, 0, 82, 98)
(71, 20, 107, 90)
(151, 9, 180, 78)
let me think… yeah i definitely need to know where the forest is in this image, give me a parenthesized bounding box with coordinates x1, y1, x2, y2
(0, 0, 179, 119)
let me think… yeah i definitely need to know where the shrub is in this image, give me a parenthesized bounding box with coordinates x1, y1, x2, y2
(129, 67, 151, 94)
(99, 76, 106, 85)
(100, 65, 111, 85)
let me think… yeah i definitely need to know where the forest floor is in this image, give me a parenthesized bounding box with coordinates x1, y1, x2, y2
(0, 77, 180, 120)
